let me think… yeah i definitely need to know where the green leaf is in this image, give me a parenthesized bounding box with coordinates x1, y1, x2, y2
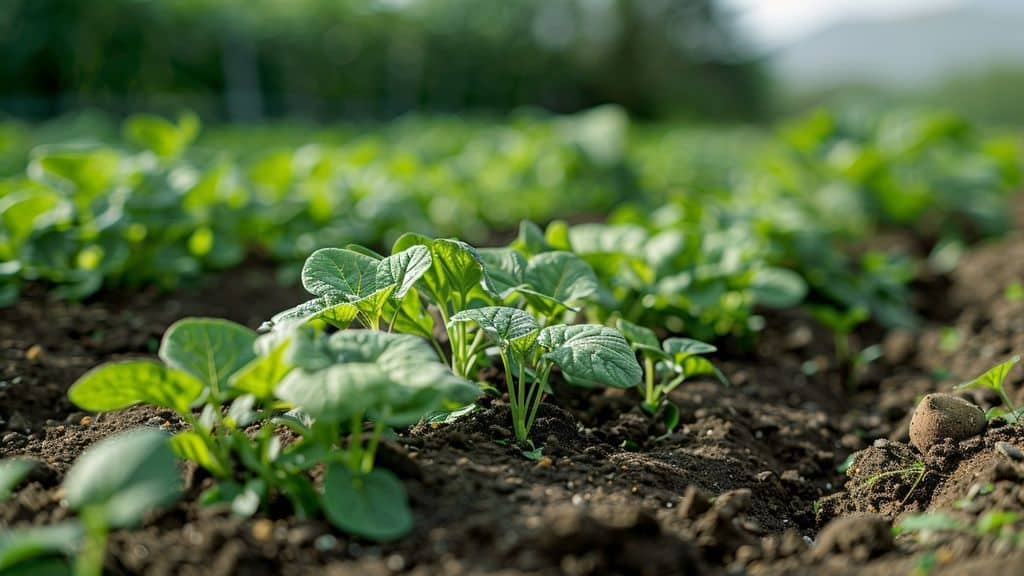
(662, 402, 681, 434)
(511, 220, 550, 256)
(376, 245, 432, 299)
(159, 318, 258, 392)
(323, 465, 412, 541)
(281, 331, 480, 427)
(63, 428, 181, 528)
(955, 356, 1020, 395)
(479, 248, 526, 297)
(894, 513, 964, 536)
(0, 523, 81, 571)
(123, 112, 199, 158)
(0, 459, 34, 501)
(301, 248, 380, 298)
(2, 556, 72, 576)
(616, 318, 662, 354)
(662, 338, 717, 359)
(750, 267, 808, 308)
(276, 364, 391, 424)
(392, 234, 492, 303)
(68, 360, 204, 415)
(169, 431, 228, 478)
(520, 251, 599, 314)
(538, 324, 642, 389)
(450, 306, 539, 354)
(228, 334, 294, 399)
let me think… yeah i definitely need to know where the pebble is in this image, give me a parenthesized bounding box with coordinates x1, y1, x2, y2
(995, 441, 1024, 462)
(25, 344, 44, 362)
(251, 519, 274, 542)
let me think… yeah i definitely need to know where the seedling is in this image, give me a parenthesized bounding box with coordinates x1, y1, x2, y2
(616, 319, 726, 426)
(68, 317, 477, 541)
(450, 306, 641, 444)
(854, 458, 927, 505)
(955, 355, 1022, 422)
(808, 305, 869, 367)
(0, 428, 181, 576)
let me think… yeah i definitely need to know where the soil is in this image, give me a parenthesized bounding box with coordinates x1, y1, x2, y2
(3, 219, 1024, 575)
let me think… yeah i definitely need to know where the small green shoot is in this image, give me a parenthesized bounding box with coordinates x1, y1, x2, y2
(616, 318, 726, 419)
(955, 355, 1021, 422)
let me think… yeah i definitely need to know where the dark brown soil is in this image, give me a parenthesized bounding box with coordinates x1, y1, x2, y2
(3, 224, 1024, 575)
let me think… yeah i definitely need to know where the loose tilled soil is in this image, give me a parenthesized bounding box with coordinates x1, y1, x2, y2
(3, 218, 1024, 575)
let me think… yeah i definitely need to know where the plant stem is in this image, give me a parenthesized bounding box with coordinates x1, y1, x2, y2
(499, 349, 526, 442)
(361, 420, 386, 474)
(524, 363, 551, 435)
(644, 356, 657, 410)
(76, 508, 107, 576)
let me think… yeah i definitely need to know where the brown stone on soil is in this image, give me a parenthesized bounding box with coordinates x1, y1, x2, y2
(909, 393, 986, 453)
(810, 514, 893, 562)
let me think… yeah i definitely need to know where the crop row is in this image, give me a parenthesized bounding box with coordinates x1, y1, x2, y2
(1, 231, 730, 572)
(2, 107, 1018, 339)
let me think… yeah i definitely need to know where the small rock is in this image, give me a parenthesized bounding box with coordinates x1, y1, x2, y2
(678, 485, 712, 519)
(909, 393, 986, 453)
(811, 514, 893, 562)
(251, 519, 274, 542)
(996, 441, 1024, 462)
(25, 344, 44, 362)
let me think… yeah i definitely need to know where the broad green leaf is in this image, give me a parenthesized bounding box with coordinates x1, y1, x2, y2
(520, 251, 599, 313)
(955, 356, 1020, 394)
(0, 523, 82, 571)
(324, 330, 439, 371)
(616, 318, 661, 354)
(323, 465, 412, 541)
(538, 324, 641, 389)
(479, 248, 526, 297)
(450, 306, 539, 354)
(511, 220, 550, 256)
(287, 331, 479, 426)
(276, 363, 391, 423)
(0, 459, 34, 500)
(159, 318, 258, 392)
(63, 428, 181, 528)
(749, 267, 808, 308)
(376, 245, 431, 298)
(169, 432, 228, 478)
(68, 360, 204, 415)
(392, 234, 492, 302)
(301, 248, 379, 298)
(662, 338, 717, 358)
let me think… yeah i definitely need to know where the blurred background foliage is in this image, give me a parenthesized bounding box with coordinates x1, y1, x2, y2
(0, 0, 766, 121)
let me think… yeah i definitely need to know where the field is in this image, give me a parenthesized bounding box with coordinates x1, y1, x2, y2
(3, 107, 1024, 575)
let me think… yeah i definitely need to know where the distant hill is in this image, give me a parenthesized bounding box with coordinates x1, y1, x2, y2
(772, 0, 1024, 89)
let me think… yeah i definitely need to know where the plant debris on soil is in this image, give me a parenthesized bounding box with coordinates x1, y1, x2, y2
(3, 222, 1024, 576)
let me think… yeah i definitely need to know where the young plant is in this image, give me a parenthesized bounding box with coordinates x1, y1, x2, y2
(808, 305, 870, 366)
(955, 355, 1021, 422)
(0, 428, 181, 576)
(616, 319, 727, 430)
(274, 328, 479, 539)
(68, 317, 477, 541)
(450, 306, 641, 444)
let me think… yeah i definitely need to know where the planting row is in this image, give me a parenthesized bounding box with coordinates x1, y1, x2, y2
(0, 231, 730, 572)
(2, 108, 1019, 339)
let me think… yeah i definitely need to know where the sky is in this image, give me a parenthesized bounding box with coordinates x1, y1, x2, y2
(722, 0, 965, 49)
